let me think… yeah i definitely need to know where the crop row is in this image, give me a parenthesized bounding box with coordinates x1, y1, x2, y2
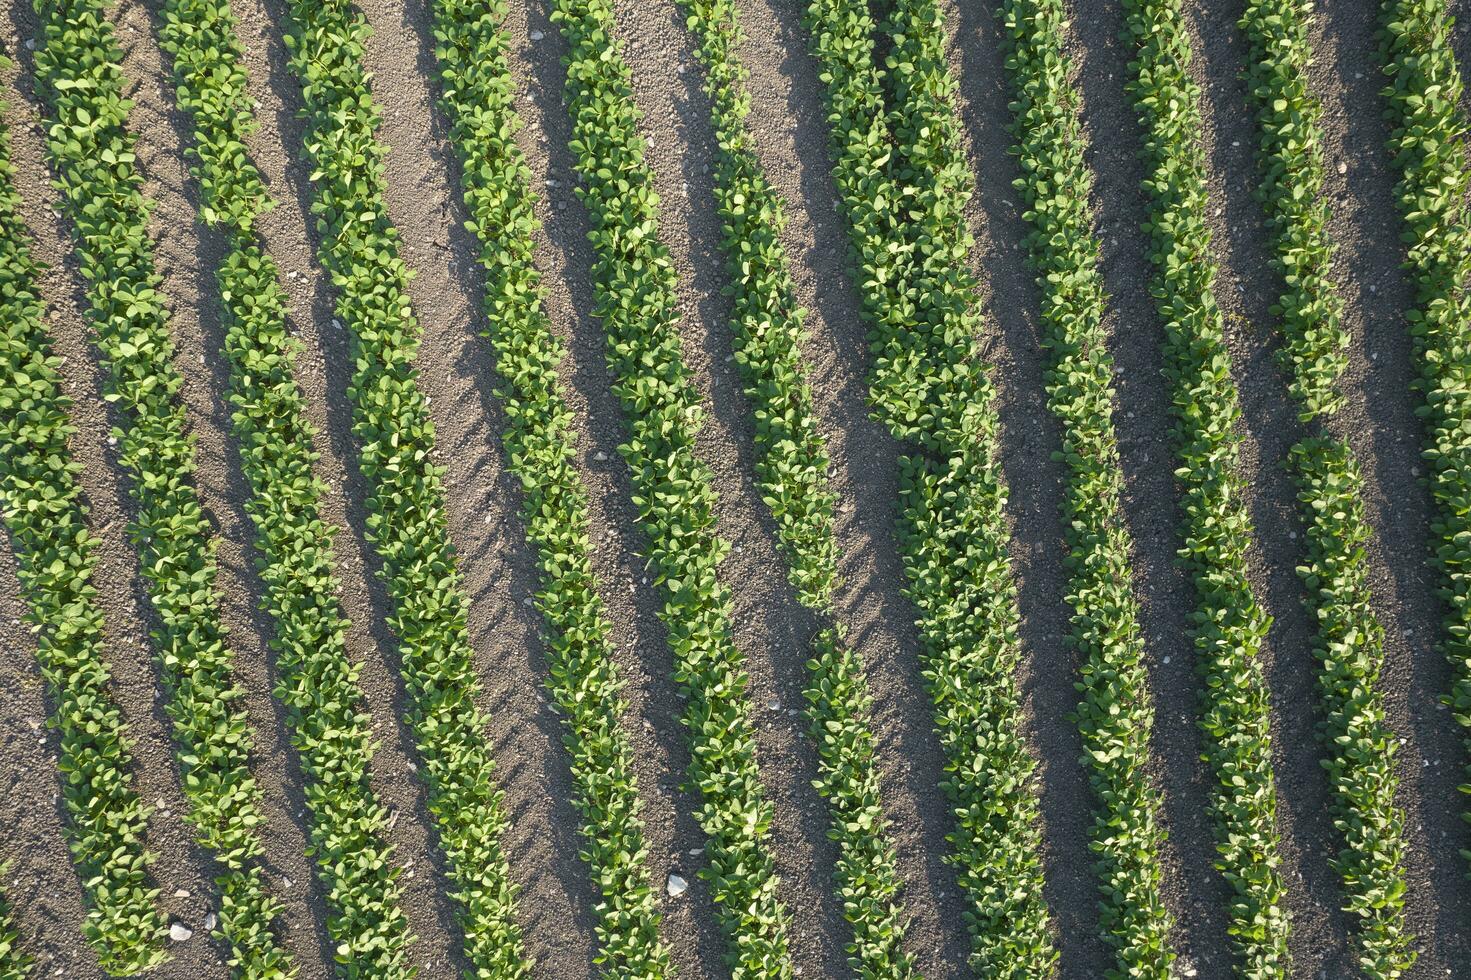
(1241, 0, 1416, 975)
(0, 865, 28, 980)
(1288, 442, 1414, 977)
(424, 0, 669, 973)
(804, 0, 1056, 973)
(276, 0, 528, 973)
(1380, 0, 1471, 870)
(674, 0, 914, 973)
(1119, 0, 1295, 974)
(549, 0, 792, 974)
(32, 0, 290, 971)
(153, 0, 414, 973)
(0, 64, 167, 975)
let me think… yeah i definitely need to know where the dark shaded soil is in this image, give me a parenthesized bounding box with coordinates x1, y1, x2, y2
(2, 0, 1470, 977)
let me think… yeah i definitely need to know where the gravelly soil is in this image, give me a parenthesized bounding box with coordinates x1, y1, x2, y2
(2, 0, 1470, 977)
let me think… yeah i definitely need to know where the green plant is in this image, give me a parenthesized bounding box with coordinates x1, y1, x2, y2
(276, 0, 529, 973)
(549, 0, 793, 974)
(31, 1, 290, 971)
(0, 61, 167, 976)
(0, 863, 34, 980)
(805, 0, 1059, 974)
(425, 0, 668, 973)
(152, 0, 414, 972)
(674, 0, 914, 973)
(1288, 441, 1415, 978)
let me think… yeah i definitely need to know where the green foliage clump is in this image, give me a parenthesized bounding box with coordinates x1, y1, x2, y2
(1289, 441, 1415, 977)
(31, 0, 291, 971)
(675, 0, 914, 973)
(1240, 1, 1350, 422)
(805, 0, 1058, 974)
(0, 65, 167, 976)
(0, 864, 34, 979)
(1240, 1, 1417, 975)
(426, 0, 669, 973)
(276, 0, 529, 973)
(549, 0, 793, 974)
(153, 0, 414, 973)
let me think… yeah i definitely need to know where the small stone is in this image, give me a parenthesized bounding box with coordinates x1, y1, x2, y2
(767, 699, 781, 711)
(173, 889, 190, 899)
(1337, 161, 1348, 175)
(687, 848, 702, 857)
(529, 29, 545, 41)
(24, 39, 35, 51)
(594, 451, 607, 461)
(169, 922, 193, 942)
(203, 912, 218, 932)
(666, 873, 688, 897)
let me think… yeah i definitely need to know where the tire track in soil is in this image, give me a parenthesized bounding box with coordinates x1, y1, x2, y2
(614, 0, 944, 975)
(740, 0, 982, 974)
(1311, 0, 1471, 972)
(0, 11, 291, 976)
(349, 0, 606, 972)
(222, 0, 598, 972)
(485, 3, 729, 976)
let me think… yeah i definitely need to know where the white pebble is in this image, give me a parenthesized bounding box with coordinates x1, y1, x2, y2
(666, 873, 688, 897)
(169, 922, 193, 942)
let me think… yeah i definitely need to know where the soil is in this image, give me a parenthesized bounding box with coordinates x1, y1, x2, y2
(1, 0, 1469, 977)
